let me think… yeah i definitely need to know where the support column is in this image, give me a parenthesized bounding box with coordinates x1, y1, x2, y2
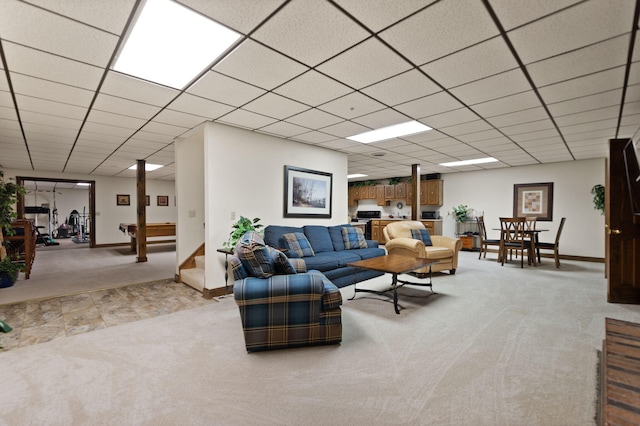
(411, 164, 420, 220)
(136, 159, 147, 263)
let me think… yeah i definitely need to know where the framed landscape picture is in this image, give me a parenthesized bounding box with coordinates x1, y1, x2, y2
(117, 194, 130, 206)
(513, 182, 554, 221)
(284, 165, 332, 218)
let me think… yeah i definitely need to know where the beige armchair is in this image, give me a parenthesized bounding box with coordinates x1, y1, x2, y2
(383, 221, 462, 275)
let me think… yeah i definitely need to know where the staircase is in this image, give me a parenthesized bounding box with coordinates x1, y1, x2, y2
(180, 255, 205, 292)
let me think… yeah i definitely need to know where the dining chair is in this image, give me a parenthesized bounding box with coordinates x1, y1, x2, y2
(535, 217, 566, 268)
(499, 217, 532, 268)
(477, 215, 501, 260)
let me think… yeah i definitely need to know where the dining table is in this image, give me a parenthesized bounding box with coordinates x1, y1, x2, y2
(493, 227, 548, 266)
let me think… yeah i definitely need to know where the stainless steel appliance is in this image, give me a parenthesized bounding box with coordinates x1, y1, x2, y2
(421, 211, 440, 219)
(355, 210, 381, 239)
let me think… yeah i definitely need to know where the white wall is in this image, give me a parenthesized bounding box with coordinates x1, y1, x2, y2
(203, 122, 348, 289)
(175, 127, 205, 272)
(3, 168, 176, 245)
(440, 158, 605, 258)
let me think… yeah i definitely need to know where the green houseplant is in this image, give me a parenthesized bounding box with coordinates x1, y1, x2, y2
(452, 204, 470, 222)
(222, 216, 264, 250)
(0, 165, 26, 286)
(591, 184, 605, 214)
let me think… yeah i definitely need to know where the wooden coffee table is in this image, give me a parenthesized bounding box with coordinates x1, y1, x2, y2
(347, 254, 439, 314)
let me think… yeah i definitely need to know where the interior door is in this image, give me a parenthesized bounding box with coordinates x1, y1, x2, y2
(607, 139, 640, 303)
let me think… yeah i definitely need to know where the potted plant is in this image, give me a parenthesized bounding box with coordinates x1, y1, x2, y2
(222, 216, 263, 250)
(452, 204, 470, 223)
(0, 165, 26, 280)
(0, 256, 24, 288)
(591, 184, 604, 214)
(0, 319, 12, 349)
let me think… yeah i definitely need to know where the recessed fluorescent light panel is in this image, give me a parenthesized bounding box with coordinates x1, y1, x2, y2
(128, 163, 164, 171)
(348, 174, 368, 179)
(114, 0, 241, 89)
(439, 157, 499, 167)
(75, 182, 90, 186)
(347, 121, 432, 143)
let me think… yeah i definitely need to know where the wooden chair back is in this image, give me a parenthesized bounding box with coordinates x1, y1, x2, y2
(500, 217, 526, 245)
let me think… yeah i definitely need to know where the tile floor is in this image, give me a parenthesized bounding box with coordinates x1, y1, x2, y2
(0, 279, 216, 351)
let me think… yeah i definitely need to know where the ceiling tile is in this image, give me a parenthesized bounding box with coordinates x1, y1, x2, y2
(141, 121, 189, 137)
(9, 74, 94, 107)
(27, 0, 136, 34)
(351, 109, 411, 129)
(319, 120, 370, 138)
(213, 39, 308, 90)
(289, 131, 337, 144)
(526, 34, 630, 87)
(168, 93, 235, 120)
(472, 90, 542, 116)
(3, 42, 104, 91)
(439, 119, 493, 137)
(380, 0, 498, 65)
(488, 0, 581, 31)
(86, 109, 147, 130)
(274, 70, 353, 107)
(555, 106, 620, 127)
(216, 109, 278, 130)
(333, 0, 435, 33)
(101, 72, 179, 106)
(507, 0, 636, 64)
(361, 69, 441, 107)
(486, 106, 548, 127)
(457, 129, 504, 143)
(187, 71, 265, 107)
(286, 109, 344, 129)
(316, 37, 412, 89)
(546, 88, 622, 116)
(450, 68, 531, 105)
(243, 93, 309, 120)
(0, 0, 118, 67)
(15, 95, 86, 120)
(422, 108, 480, 129)
(179, 0, 286, 34)
(395, 91, 463, 119)
(258, 121, 310, 138)
(500, 119, 555, 136)
(421, 36, 518, 89)
(318, 92, 386, 119)
(251, 0, 370, 67)
(93, 94, 162, 120)
(20, 111, 82, 132)
(154, 109, 208, 129)
(538, 67, 626, 104)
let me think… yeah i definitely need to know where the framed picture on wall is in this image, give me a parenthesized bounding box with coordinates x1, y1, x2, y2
(145, 195, 150, 206)
(117, 194, 130, 206)
(283, 165, 332, 218)
(513, 182, 554, 221)
(157, 195, 169, 206)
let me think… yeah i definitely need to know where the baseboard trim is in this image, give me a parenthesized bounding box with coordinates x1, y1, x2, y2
(94, 240, 176, 248)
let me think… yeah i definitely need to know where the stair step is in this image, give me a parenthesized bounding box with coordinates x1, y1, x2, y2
(181, 267, 204, 292)
(195, 255, 205, 269)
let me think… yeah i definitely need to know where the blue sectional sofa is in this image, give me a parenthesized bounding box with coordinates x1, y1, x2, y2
(264, 224, 386, 288)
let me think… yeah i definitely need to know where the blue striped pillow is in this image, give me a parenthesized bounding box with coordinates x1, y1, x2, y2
(282, 232, 315, 258)
(411, 228, 433, 246)
(342, 226, 367, 249)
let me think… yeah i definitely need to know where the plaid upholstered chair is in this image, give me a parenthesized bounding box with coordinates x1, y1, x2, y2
(230, 231, 342, 352)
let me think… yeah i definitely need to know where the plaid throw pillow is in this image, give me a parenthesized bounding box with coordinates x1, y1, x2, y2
(271, 249, 297, 275)
(282, 232, 315, 258)
(342, 226, 367, 249)
(410, 228, 433, 246)
(235, 231, 275, 278)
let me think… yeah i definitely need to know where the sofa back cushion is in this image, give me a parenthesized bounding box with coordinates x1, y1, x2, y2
(264, 225, 303, 249)
(303, 225, 334, 253)
(282, 232, 315, 258)
(328, 225, 348, 251)
(342, 226, 367, 249)
(235, 231, 275, 278)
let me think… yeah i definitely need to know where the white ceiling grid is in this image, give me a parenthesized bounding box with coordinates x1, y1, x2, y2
(0, 0, 639, 183)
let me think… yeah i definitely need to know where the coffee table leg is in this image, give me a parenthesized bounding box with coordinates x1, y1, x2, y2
(392, 273, 400, 314)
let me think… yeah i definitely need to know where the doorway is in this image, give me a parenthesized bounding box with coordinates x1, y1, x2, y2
(16, 177, 96, 249)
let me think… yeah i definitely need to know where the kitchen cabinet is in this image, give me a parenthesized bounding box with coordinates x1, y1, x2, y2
(384, 182, 406, 200)
(370, 219, 442, 244)
(376, 185, 387, 206)
(420, 180, 443, 205)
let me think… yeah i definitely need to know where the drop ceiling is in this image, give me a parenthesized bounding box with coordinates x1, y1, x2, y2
(1, 0, 639, 183)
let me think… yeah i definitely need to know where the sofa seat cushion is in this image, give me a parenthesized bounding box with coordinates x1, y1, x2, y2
(302, 252, 342, 272)
(424, 246, 454, 260)
(349, 247, 386, 260)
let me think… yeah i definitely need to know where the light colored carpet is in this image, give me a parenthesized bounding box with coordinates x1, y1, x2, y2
(0, 252, 636, 425)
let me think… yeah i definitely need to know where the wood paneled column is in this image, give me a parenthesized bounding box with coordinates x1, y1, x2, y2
(411, 164, 420, 220)
(136, 159, 147, 263)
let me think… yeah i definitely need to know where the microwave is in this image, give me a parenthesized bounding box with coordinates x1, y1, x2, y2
(421, 211, 439, 219)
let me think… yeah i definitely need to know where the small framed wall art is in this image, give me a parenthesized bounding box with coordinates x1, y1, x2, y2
(117, 194, 130, 206)
(157, 195, 169, 206)
(513, 182, 554, 221)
